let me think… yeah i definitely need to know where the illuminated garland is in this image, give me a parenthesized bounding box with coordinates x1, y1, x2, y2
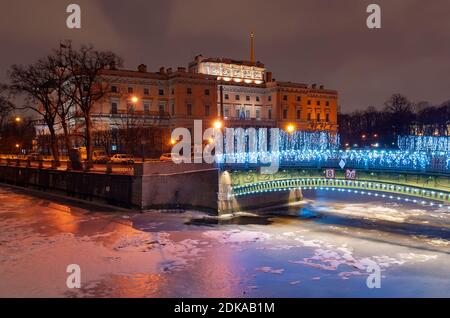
(398, 135, 450, 153)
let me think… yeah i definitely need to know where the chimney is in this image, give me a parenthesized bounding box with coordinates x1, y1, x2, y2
(320, 85, 324, 90)
(265, 72, 273, 82)
(138, 64, 147, 73)
(312, 83, 317, 89)
(159, 67, 166, 74)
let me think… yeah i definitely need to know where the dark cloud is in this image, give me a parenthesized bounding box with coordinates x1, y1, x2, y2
(0, 0, 449, 112)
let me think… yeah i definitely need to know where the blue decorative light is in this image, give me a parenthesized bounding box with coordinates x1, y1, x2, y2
(218, 131, 450, 173)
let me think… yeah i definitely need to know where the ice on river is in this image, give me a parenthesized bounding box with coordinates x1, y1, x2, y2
(0, 186, 449, 298)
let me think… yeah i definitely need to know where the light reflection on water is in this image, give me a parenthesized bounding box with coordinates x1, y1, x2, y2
(0, 186, 450, 298)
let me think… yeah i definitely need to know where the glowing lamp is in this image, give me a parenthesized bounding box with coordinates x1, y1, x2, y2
(213, 120, 223, 130)
(286, 124, 296, 134)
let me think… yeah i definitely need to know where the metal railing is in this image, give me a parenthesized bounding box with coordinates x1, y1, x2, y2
(0, 158, 135, 175)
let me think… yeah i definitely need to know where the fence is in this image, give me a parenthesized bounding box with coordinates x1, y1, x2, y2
(0, 158, 135, 175)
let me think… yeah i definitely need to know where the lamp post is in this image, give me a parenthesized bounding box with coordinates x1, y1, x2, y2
(286, 124, 296, 134)
(213, 119, 223, 130)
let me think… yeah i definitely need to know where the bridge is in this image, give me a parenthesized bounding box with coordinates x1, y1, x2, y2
(217, 148, 450, 214)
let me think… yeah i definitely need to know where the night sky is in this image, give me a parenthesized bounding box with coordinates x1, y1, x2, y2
(1, 0, 449, 112)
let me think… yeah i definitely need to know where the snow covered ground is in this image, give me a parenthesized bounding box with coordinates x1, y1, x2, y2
(0, 186, 449, 298)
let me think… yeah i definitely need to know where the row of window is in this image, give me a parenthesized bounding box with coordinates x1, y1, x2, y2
(111, 101, 212, 117)
(221, 107, 330, 122)
(224, 94, 266, 102)
(111, 85, 211, 97)
(282, 109, 330, 121)
(224, 94, 331, 106)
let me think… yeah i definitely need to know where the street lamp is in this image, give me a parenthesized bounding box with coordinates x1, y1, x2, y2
(213, 120, 223, 130)
(131, 96, 139, 104)
(15, 117, 22, 123)
(286, 124, 296, 134)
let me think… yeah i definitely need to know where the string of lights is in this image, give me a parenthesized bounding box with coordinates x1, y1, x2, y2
(398, 135, 450, 153)
(218, 131, 450, 172)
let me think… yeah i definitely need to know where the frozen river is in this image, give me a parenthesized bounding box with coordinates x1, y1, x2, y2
(0, 186, 449, 298)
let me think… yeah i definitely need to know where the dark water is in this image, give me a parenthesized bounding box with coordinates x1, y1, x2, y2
(0, 186, 449, 298)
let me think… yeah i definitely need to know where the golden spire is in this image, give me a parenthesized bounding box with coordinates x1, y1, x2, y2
(250, 32, 255, 64)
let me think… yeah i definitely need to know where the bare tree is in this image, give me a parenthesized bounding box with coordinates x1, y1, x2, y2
(46, 42, 77, 155)
(384, 94, 413, 114)
(114, 104, 146, 156)
(65, 45, 122, 167)
(384, 94, 415, 136)
(0, 84, 13, 128)
(8, 61, 61, 163)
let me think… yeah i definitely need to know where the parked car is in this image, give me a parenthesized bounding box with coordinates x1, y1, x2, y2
(93, 155, 110, 164)
(159, 153, 173, 162)
(26, 152, 42, 161)
(93, 151, 110, 164)
(109, 154, 135, 164)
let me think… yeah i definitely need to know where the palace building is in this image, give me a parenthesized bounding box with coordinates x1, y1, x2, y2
(63, 34, 338, 156)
